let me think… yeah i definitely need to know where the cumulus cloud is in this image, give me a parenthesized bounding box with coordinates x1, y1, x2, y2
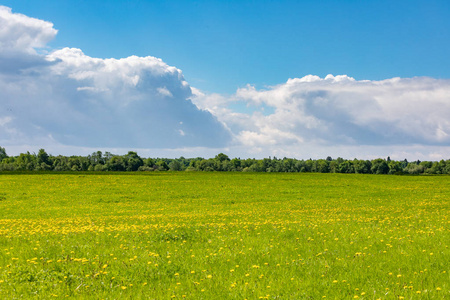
(193, 74, 450, 159)
(0, 6, 57, 73)
(0, 6, 231, 149)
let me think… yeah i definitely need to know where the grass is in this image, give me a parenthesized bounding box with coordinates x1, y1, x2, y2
(0, 172, 449, 299)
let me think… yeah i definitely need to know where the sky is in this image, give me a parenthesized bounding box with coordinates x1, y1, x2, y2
(1, 0, 450, 160)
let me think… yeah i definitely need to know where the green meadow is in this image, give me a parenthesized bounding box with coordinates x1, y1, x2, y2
(0, 172, 449, 299)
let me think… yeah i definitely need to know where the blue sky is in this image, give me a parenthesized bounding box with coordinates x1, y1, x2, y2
(3, 0, 450, 93)
(1, 1, 450, 160)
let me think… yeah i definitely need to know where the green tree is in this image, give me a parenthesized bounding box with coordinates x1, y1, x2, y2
(52, 155, 70, 171)
(0, 146, 7, 161)
(156, 160, 169, 171)
(215, 153, 230, 162)
(88, 151, 105, 166)
(404, 163, 424, 174)
(37, 149, 50, 165)
(388, 161, 402, 174)
(312, 159, 330, 173)
(106, 156, 126, 171)
(144, 158, 155, 168)
(16, 152, 37, 170)
(124, 151, 143, 171)
(230, 158, 241, 171)
(169, 160, 182, 171)
(337, 160, 354, 173)
(353, 159, 371, 174)
(371, 159, 389, 174)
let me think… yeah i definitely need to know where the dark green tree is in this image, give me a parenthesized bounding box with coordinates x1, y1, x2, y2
(371, 159, 389, 174)
(337, 160, 354, 173)
(215, 153, 230, 162)
(125, 151, 143, 171)
(106, 156, 126, 171)
(155, 160, 169, 171)
(0, 146, 7, 161)
(37, 149, 50, 165)
(353, 159, 372, 174)
(88, 151, 105, 166)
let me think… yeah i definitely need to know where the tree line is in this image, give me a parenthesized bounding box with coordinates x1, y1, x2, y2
(0, 147, 449, 174)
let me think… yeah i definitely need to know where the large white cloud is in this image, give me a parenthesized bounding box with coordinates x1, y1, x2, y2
(0, 6, 57, 73)
(0, 6, 56, 52)
(192, 75, 450, 159)
(0, 6, 231, 149)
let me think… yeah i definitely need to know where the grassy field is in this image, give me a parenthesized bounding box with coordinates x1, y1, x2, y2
(0, 172, 449, 299)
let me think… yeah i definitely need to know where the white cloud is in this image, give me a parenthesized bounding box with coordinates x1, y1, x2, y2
(0, 6, 57, 53)
(0, 116, 12, 127)
(0, 6, 231, 150)
(0, 6, 57, 73)
(192, 75, 450, 160)
(157, 87, 173, 97)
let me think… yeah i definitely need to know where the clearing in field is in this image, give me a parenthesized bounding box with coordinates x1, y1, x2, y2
(0, 172, 449, 299)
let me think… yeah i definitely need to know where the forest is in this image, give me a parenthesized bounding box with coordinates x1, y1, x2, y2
(0, 146, 449, 174)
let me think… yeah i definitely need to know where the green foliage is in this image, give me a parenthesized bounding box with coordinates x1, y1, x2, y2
(169, 160, 182, 171)
(0, 147, 449, 174)
(371, 158, 389, 174)
(0, 146, 7, 161)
